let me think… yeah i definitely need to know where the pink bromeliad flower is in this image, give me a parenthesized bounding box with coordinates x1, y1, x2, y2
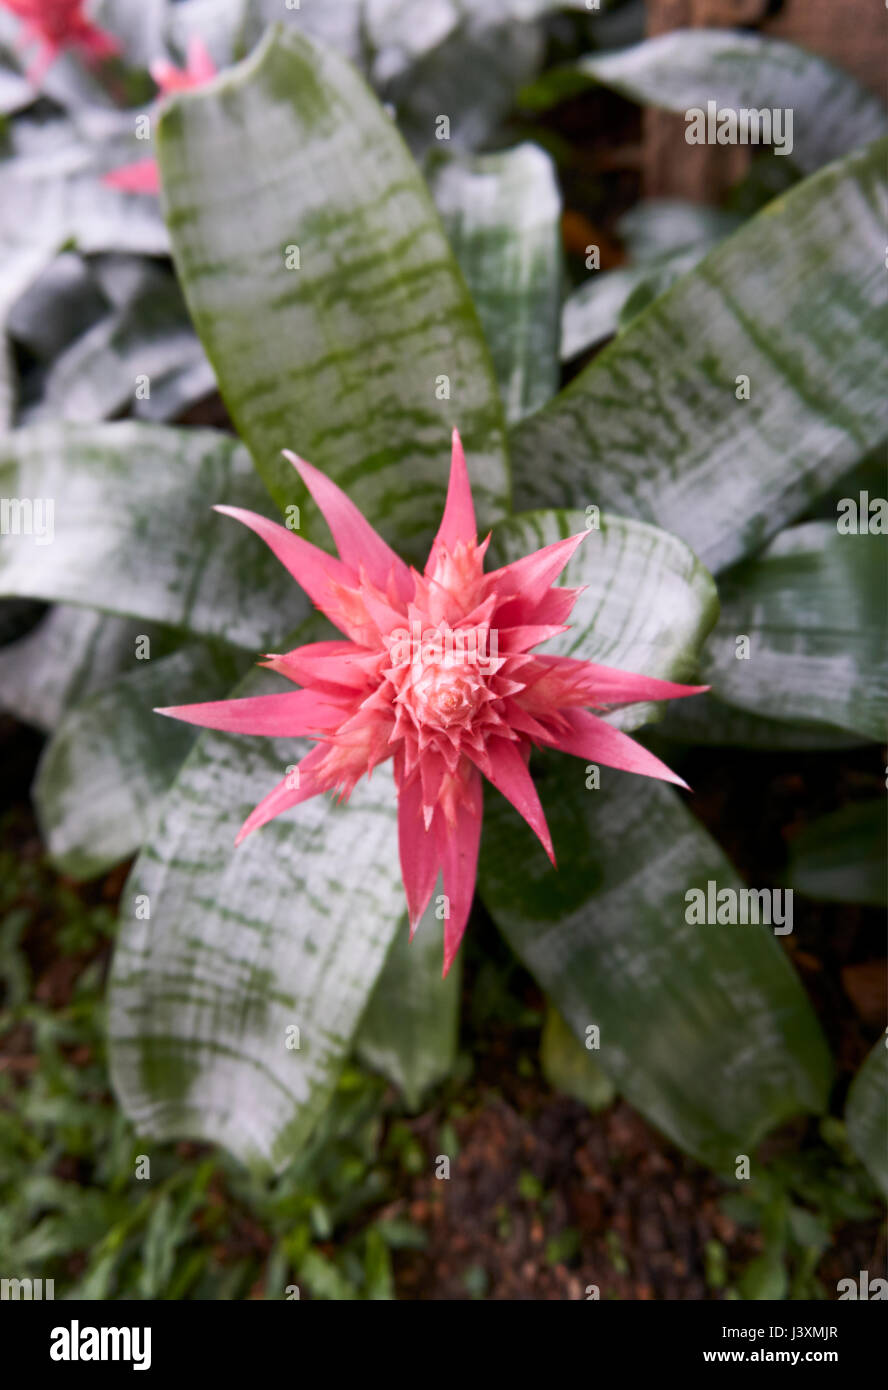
(2, 0, 119, 80)
(158, 432, 706, 973)
(103, 36, 216, 195)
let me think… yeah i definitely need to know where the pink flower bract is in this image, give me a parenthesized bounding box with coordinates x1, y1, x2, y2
(158, 432, 706, 974)
(3, 0, 119, 79)
(103, 37, 216, 195)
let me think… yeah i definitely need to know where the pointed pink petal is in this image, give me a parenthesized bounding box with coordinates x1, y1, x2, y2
(426, 428, 476, 573)
(498, 624, 569, 653)
(149, 57, 184, 91)
(487, 531, 587, 610)
(469, 736, 555, 865)
(263, 641, 375, 690)
(213, 505, 365, 637)
(186, 35, 216, 82)
(155, 689, 351, 736)
(438, 766, 483, 976)
(542, 708, 690, 790)
(533, 655, 709, 707)
(234, 746, 327, 845)
(284, 450, 413, 601)
(397, 775, 441, 932)
(103, 159, 160, 195)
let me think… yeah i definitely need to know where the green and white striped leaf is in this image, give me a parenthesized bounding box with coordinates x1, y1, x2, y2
(109, 666, 404, 1172)
(356, 896, 462, 1110)
(479, 761, 833, 1171)
(522, 30, 888, 174)
(509, 138, 888, 575)
(157, 25, 510, 561)
(433, 143, 562, 423)
(490, 509, 718, 730)
(0, 605, 161, 732)
(0, 423, 305, 649)
(845, 1040, 888, 1200)
(785, 801, 887, 908)
(702, 524, 886, 742)
(34, 641, 244, 879)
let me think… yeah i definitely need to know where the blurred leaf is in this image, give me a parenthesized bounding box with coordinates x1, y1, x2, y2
(0, 120, 168, 256)
(0, 423, 306, 648)
(34, 641, 244, 879)
(702, 524, 886, 742)
(374, 3, 545, 156)
(490, 509, 718, 730)
(362, 1226, 394, 1300)
(0, 605, 161, 732)
(785, 801, 887, 907)
(356, 895, 462, 1110)
(541, 1005, 615, 1111)
(562, 202, 742, 360)
(480, 761, 833, 1171)
(510, 138, 888, 575)
(738, 1251, 788, 1301)
(7, 252, 108, 363)
(158, 26, 509, 561)
(657, 692, 867, 751)
(1, 239, 61, 427)
(617, 200, 744, 264)
(32, 264, 214, 425)
(433, 143, 562, 422)
(109, 660, 405, 1173)
(846, 1041, 888, 1200)
(94, 0, 167, 67)
(523, 30, 888, 174)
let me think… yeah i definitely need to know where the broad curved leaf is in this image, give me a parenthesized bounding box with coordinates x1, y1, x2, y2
(109, 667, 404, 1173)
(34, 641, 244, 879)
(479, 760, 833, 1170)
(489, 508, 718, 730)
(157, 25, 510, 561)
(0, 423, 305, 648)
(523, 30, 888, 174)
(509, 138, 888, 574)
(702, 524, 886, 742)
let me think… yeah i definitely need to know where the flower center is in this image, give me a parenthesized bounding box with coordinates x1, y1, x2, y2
(387, 622, 495, 732)
(411, 657, 485, 729)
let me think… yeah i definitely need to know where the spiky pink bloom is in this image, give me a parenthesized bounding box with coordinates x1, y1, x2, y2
(158, 432, 705, 973)
(103, 37, 216, 195)
(3, 0, 119, 80)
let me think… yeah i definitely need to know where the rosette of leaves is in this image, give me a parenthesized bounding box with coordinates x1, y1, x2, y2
(0, 24, 884, 1184)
